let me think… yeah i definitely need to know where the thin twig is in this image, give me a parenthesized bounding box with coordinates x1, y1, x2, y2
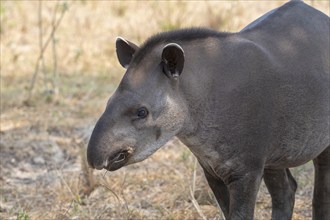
(38, 0, 49, 92)
(151, 157, 185, 180)
(79, 141, 95, 196)
(27, 1, 42, 101)
(51, 1, 60, 95)
(63, 200, 74, 217)
(28, 1, 67, 100)
(119, 170, 131, 218)
(100, 176, 121, 203)
(101, 170, 131, 217)
(56, 169, 76, 200)
(190, 157, 207, 220)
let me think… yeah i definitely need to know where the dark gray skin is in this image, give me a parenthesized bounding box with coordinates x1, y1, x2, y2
(87, 1, 330, 219)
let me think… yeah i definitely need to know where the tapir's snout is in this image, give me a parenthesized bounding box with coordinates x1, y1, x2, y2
(87, 141, 134, 171)
(87, 114, 135, 171)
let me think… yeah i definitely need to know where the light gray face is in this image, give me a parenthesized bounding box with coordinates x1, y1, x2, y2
(87, 38, 187, 171)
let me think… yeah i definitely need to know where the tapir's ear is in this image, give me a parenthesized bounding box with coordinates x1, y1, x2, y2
(116, 37, 139, 69)
(161, 43, 185, 78)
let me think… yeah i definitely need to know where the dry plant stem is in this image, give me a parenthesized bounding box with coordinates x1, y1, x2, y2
(28, 1, 67, 100)
(63, 200, 75, 217)
(51, 1, 60, 95)
(119, 170, 131, 218)
(100, 176, 121, 204)
(38, 0, 48, 92)
(190, 157, 207, 220)
(56, 169, 76, 200)
(101, 171, 131, 217)
(151, 157, 185, 180)
(80, 141, 95, 196)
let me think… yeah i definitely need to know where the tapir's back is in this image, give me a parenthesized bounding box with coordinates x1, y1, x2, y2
(239, 0, 329, 167)
(241, 0, 329, 73)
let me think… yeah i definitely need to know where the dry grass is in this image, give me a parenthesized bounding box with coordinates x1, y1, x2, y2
(0, 1, 328, 219)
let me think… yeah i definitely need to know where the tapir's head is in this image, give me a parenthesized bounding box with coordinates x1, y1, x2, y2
(87, 37, 188, 171)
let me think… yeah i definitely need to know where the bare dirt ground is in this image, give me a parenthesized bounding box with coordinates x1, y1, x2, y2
(1, 1, 328, 219)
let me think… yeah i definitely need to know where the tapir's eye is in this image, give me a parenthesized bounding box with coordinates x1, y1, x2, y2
(137, 107, 148, 119)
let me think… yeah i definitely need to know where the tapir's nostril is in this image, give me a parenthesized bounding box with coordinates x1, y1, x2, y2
(114, 152, 126, 163)
(102, 149, 132, 171)
(108, 150, 129, 164)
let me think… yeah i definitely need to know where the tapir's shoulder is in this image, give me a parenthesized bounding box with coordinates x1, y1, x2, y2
(226, 36, 273, 61)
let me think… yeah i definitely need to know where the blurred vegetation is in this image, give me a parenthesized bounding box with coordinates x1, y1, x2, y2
(0, 1, 328, 219)
(1, 0, 328, 113)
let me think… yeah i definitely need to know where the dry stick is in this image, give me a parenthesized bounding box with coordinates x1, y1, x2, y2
(63, 200, 75, 217)
(27, 1, 42, 101)
(51, 1, 60, 95)
(79, 141, 95, 196)
(152, 157, 185, 180)
(100, 176, 121, 204)
(190, 157, 207, 220)
(38, 0, 49, 92)
(56, 169, 76, 200)
(119, 170, 131, 218)
(101, 171, 130, 217)
(28, 2, 66, 100)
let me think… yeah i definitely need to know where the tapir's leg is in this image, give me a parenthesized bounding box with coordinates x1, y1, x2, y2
(264, 168, 297, 220)
(203, 168, 230, 219)
(227, 170, 263, 220)
(313, 145, 330, 220)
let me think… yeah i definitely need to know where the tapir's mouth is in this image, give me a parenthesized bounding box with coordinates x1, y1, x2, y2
(105, 147, 134, 171)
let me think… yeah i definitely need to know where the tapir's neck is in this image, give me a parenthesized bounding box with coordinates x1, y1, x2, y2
(175, 36, 235, 145)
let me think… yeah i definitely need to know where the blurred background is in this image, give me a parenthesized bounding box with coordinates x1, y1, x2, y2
(1, 1, 329, 219)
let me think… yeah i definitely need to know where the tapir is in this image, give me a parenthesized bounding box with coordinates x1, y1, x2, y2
(87, 1, 330, 219)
